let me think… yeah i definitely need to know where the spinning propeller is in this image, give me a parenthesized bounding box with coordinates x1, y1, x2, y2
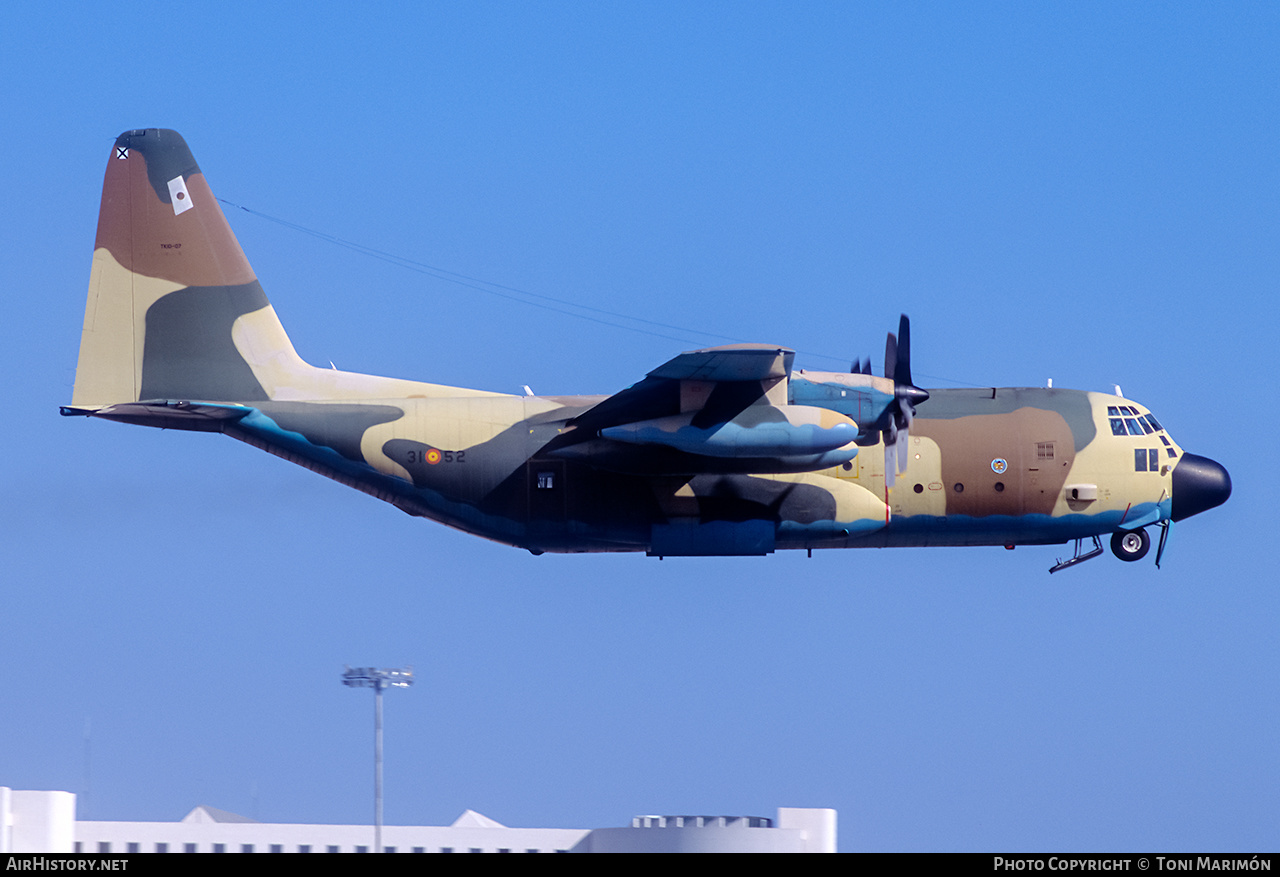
(881, 315, 929, 487)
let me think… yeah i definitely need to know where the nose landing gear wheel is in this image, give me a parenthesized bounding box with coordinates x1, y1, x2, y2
(1111, 529, 1151, 562)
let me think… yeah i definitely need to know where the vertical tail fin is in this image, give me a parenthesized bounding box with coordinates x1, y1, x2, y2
(71, 129, 303, 408)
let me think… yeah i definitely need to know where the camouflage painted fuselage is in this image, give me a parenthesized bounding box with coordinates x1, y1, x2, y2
(218, 383, 1184, 555)
(66, 130, 1229, 561)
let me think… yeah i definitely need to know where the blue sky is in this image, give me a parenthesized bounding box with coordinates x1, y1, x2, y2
(1, 2, 1276, 851)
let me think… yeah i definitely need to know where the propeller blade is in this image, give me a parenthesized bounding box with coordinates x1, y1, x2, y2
(896, 404, 913, 474)
(896, 314, 914, 389)
(892, 314, 929, 410)
(881, 315, 928, 488)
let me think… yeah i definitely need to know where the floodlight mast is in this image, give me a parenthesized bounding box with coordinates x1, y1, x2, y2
(342, 666, 413, 853)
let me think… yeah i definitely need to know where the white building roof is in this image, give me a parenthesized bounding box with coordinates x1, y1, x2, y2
(2, 788, 835, 853)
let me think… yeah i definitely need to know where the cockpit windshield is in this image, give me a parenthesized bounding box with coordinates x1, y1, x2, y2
(1108, 406, 1165, 438)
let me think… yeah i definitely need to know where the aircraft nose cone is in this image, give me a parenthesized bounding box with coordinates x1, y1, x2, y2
(1171, 453, 1231, 522)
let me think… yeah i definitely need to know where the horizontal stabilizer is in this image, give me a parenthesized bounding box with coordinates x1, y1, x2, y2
(61, 400, 252, 432)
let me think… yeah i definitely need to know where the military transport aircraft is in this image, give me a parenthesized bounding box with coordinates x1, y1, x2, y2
(63, 129, 1231, 572)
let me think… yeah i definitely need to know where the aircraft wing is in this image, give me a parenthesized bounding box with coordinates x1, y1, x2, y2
(555, 344, 860, 475)
(646, 344, 794, 382)
(567, 344, 794, 433)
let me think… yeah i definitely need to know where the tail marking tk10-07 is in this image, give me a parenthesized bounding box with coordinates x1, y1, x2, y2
(63, 130, 1231, 571)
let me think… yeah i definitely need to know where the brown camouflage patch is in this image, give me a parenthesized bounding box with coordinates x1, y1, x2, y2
(915, 407, 1075, 517)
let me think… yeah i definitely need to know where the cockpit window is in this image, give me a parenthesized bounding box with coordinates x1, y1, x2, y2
(1135, 449, 1164, 471)
(1109, 408, 1169, 441)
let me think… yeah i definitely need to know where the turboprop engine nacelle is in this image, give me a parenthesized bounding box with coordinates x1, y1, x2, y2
(601, 404, 859, 463)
